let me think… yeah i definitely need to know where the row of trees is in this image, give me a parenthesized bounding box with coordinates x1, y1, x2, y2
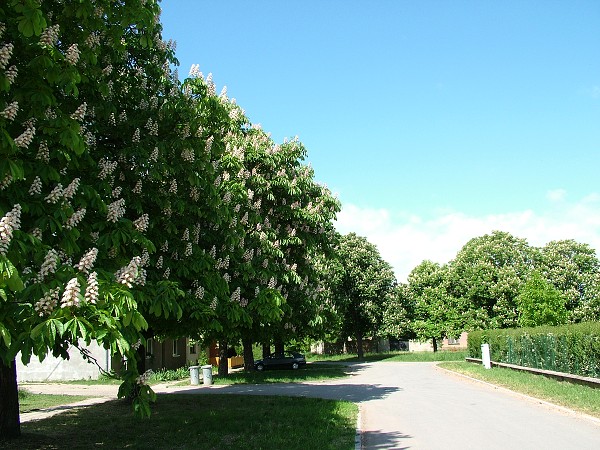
(1, 0, 341, 437)
(381, 231, 600, 349)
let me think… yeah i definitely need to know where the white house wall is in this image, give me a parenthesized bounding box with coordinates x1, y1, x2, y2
(16, 340, 110, 382)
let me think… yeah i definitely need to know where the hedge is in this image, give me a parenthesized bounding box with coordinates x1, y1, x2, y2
(468, 322, 600, 378)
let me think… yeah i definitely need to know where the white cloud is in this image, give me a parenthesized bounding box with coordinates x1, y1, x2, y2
(546, 188, 566, 202)
(335, 194, 600, 283)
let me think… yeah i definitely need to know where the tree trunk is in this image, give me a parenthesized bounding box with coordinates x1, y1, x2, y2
(356, 334, 364, 361)
(217, 341, 229, 377)
(0, 359, 21, 439)
(274, 338, 284, 355)
(432, 337, 438, 353)
(242, 338, 254, 371)
(262, 342, 271, 358)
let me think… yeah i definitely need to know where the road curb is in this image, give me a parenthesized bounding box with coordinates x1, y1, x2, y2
(355, 406, 362, 450)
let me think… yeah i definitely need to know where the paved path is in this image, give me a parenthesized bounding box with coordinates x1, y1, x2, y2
(20, 362, 600, 449)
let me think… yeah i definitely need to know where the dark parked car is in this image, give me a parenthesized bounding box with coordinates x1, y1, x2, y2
(254, 351, 306, 371)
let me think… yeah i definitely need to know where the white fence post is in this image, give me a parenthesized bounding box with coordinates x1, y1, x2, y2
(481, 343, 491, 369)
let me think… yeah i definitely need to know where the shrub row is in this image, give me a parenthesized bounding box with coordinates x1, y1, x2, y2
(468, 322, 600, 378)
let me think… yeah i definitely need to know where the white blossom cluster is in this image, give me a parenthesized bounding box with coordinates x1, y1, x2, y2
(28, 176, 42, 195)
(84, 272, 99, 304)
(181, 148, 194, 162)
(107, 198, 125, 222)
(4, 64, 16, 83)
(243, 248, 254, 262)
(44, 184, 63, 203)
(63, 178, 80, 199)
(31, 227, 42, 240)
(0, 204, 21, 255)
(184, 242, 192, 257)
(189, 186, 199, 201)
(205, 73, 216, 96)
(14, 124, 36, 148)
(150, 147, 159, 161)
(135, 369, 154, 385)
(194, 285, 205, 299)
(230, 286, 241, 303)
(163, 267, 170, 279)
(65, 208, 86, 229)
(169, 179, 177, 194)
(189, 63, 202, 78)
(193, 223, 200, 244)
(98, 159, 117, 179)
(132, 128, 140, 143)
(85, 32, 100, 48)
(38, 248, 59, 281)
(133, 180, 142, 194)
(39, 24, 60, 47)
(115, 256, 142, 288)
(0, 174, 12, 190)
(65, 44, 80, 65)
(205, 136, 214, 154)
(0, 43, 14, 70)
(34, 287, 60, 316)
(61, 277, 81, 308)
(76, 248, 98, 274)
(111, 186, 122, 198)
(134, 214, 149, 232)
(0, 101, 18, 121)
(214, 255, 229, 270)
(37, 141, 50, 162)
(70, 103, 87, 121)
(145, 117, 158, 136)
(156, 255, 163, 269)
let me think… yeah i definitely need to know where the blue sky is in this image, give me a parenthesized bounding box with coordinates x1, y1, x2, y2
(160, 1, 600, 281)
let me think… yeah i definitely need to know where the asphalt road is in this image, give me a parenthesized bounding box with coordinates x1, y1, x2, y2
(22, 362, 600, 449)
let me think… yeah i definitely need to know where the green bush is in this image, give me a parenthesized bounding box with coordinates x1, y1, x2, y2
(468, 322, 600, 378)
(148, 366, 191, 382)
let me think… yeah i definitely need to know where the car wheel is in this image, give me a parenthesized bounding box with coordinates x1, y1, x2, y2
(292, 362, 299, 370)
(256, 363, 264, 371)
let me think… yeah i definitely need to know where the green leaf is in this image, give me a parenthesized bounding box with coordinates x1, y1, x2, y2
(0, 324, 11, 348)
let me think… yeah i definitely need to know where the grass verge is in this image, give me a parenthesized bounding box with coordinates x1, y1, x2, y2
(18, 390, 91, 413)
(309, 350, 468, 363)
(439, 361, 600, 419)
(6, 394, 357, 450)
(211, 363, 350, 385)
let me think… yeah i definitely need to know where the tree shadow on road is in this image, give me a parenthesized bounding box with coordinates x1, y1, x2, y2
(173, 381, 401, 403)
(361, 429, 413, 449)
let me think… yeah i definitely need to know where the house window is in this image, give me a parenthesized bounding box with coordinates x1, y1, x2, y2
(172, 339, 180, 357)
(145, 338, 154, 359)
(189, 342, 197, 354)
(447, 337, 460, 345)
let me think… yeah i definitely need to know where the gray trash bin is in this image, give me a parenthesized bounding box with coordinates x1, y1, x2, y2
(202, 364, 213, 385)
(189, 365, 200, 385)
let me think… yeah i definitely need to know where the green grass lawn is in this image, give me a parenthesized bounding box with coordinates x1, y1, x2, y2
(309, 350, 468, 363)
(439, 361, 600, 419)
(211, 363, 350, 385)
(7, 394, 357, 450)
(18, 390, 91, 413)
